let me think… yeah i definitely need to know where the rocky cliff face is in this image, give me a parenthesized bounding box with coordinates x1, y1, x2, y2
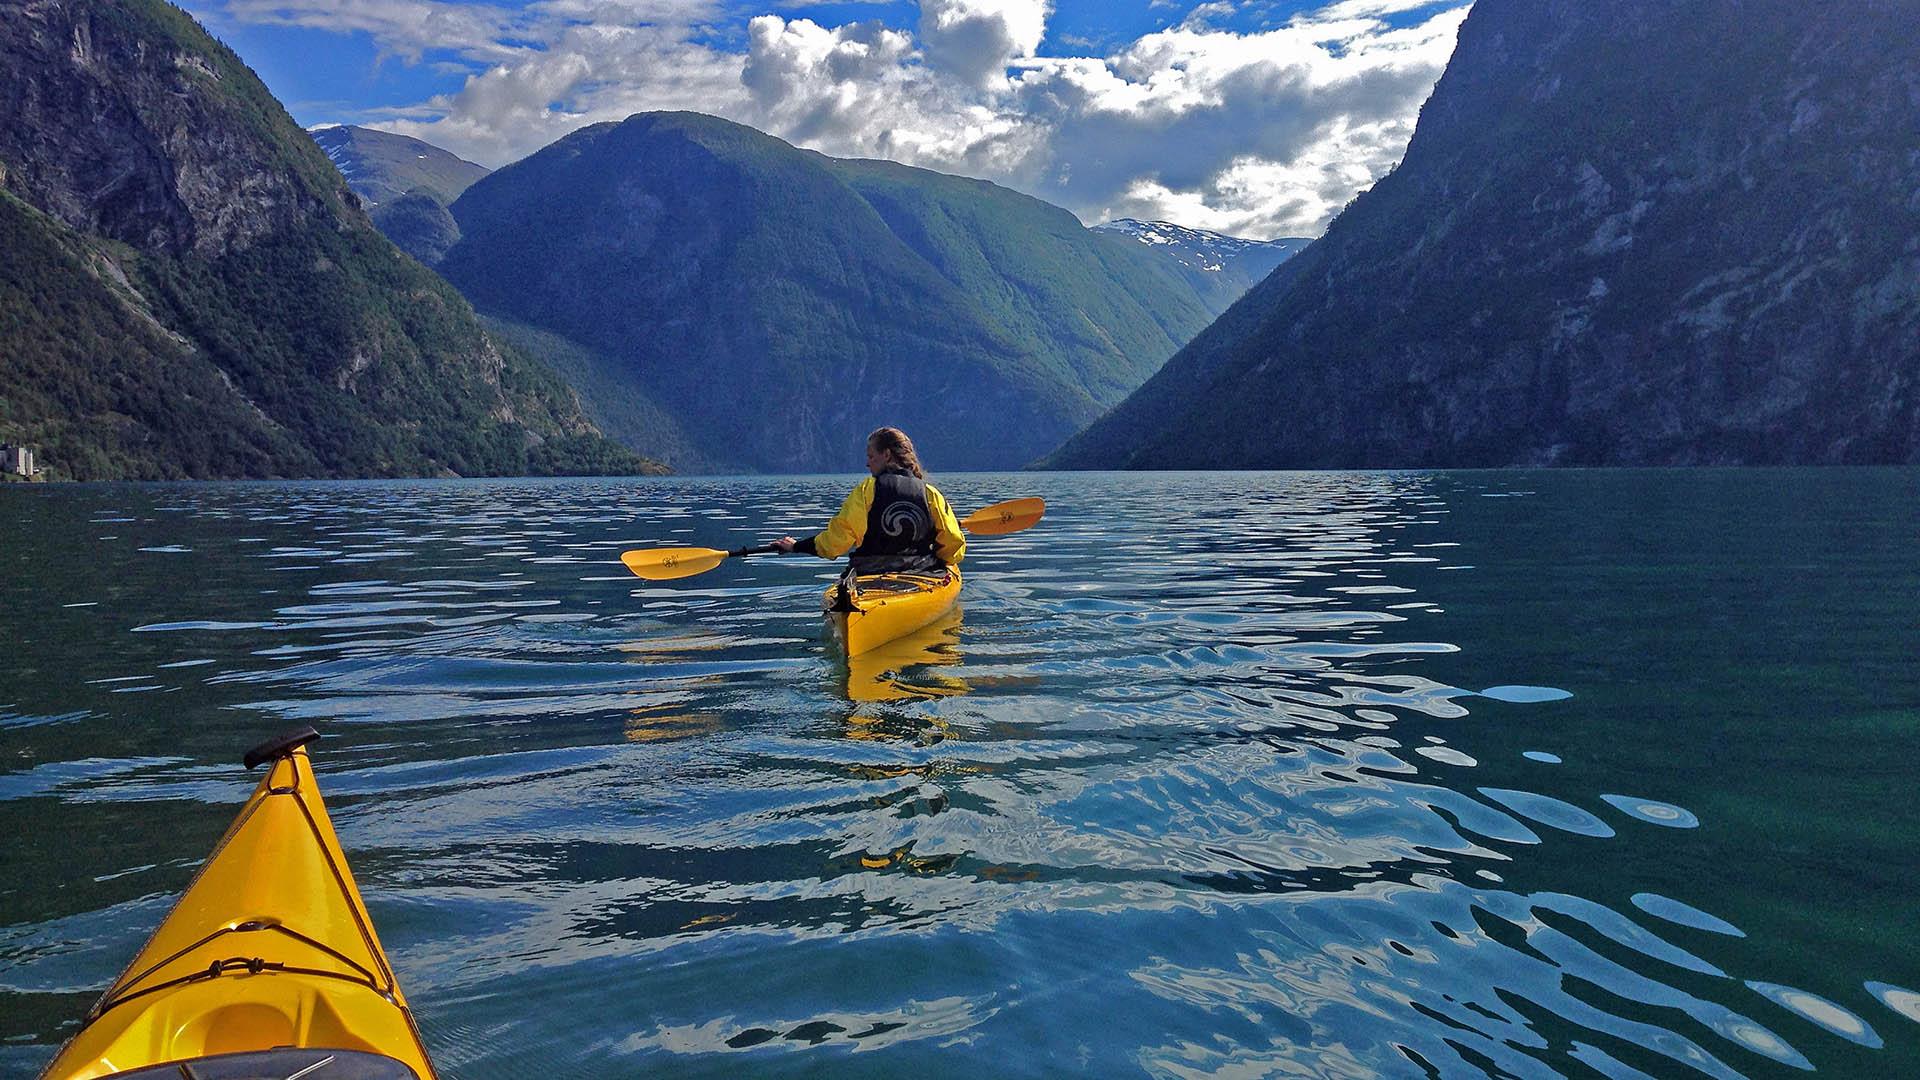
(1049, 0, 1920, 469)
(0, 0, 652, 479)
(0, 0, 336, 258)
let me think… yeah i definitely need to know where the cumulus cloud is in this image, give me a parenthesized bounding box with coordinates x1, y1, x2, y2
(210, 0, 1471, 238)
(918, 0, 1049, 88)
(1006, 6, 1470, 233)
(736, 15, 1038, 175)
(356, 17, 746, 164)
(743, 18, 914, 114)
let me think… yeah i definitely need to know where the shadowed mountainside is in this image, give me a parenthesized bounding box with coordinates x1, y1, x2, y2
(312, 124, 487, 266)
(1048, 0, 1920, 469)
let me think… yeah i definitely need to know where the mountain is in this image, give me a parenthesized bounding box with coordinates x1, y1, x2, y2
(480, 316, 715, 472)
(1049, 0, 1920, 469)
(0, 0, 655, 480)
(1092, 219, 1312, 304)
(311, 124, 487, 265)
(309, 124, 489, 208)
(435, 112, 1232, 472)
(367, 187, 464, 266)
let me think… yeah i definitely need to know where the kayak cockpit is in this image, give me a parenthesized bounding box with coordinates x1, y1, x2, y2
(824, 568, 961, 657)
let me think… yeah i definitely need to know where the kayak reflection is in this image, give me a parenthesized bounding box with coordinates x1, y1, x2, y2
(839, 607, 968, 704)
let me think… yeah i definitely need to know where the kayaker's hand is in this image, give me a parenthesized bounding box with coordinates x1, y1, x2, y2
(772, 536, 798, 553)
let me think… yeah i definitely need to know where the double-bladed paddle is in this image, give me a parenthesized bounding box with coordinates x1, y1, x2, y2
(619, 497, 1045, 581)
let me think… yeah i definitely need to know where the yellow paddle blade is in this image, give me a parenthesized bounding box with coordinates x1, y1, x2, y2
(621, 547, 731, 580)
(961, 497, 1045, 536)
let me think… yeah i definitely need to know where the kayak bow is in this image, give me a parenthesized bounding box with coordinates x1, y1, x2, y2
(40, 728, 437, 1080)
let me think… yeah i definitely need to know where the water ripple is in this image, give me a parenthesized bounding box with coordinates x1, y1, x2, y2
(0, 471, 1914, 1078)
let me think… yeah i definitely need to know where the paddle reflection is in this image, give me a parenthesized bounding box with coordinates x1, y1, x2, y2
(623, 709, 723, 743)
(840, 607, 968, 704)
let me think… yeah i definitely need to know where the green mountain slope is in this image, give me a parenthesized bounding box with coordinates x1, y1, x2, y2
(480, 317, 712, 472)
(437, 112, 1231, 471)
(0, 189, 313, 478)
(1049, 0, 1920, 469)
(828, 158, 1218, 409)
(370, 188, 464, 266)
(0, 0, 654, 480)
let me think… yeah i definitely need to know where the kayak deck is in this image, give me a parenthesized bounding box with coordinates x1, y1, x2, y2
(41, 733, 436, 1080)
(825, 568, 961, 658)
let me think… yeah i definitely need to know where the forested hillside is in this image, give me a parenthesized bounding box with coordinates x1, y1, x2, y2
(0, 0, 655, 480)
(437, 112, 1236, 471)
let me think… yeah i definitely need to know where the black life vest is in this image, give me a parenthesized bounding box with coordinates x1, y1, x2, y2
(850, 468, 940, 573)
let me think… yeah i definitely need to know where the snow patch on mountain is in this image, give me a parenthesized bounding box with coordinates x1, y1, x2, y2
(307, 124, 489, 209)
(309, 125, 357, 177)
(1094, 218, 1311, 274)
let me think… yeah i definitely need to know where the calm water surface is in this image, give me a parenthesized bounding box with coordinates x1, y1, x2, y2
(1, 470, 1916, 1078)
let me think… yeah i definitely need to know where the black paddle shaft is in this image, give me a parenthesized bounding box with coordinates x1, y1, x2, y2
(730, 545, 782, 557)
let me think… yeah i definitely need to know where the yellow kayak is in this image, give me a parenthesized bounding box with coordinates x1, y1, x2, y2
(843, 607, 968, 703)
(825, 567, 961, 658)
(40, 728, 437, 1080)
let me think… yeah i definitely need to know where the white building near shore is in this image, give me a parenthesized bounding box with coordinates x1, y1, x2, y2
(3, 444, 35, 477)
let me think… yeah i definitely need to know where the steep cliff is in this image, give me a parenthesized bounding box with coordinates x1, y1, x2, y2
(1049, 0, 1920, 469)
(0, 0, 654, 479)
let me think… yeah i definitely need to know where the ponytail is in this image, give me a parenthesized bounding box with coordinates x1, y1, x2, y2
(867, 427, 925, 479)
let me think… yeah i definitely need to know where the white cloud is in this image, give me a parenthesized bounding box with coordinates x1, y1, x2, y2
(218, 0, 1471, 238)
(743, 17, 914, 106)
(1306, 0, 1463, 21)
(918, 0, 1049, 88)
(740, 17, 931, 147)
(997, 4, 1470, 234)
(527, 0, 719, 20)
(216, 0, 539, 63)
(373, 22, 747, 163)
(213, 0, 720, 62)
(1180, 2, 1239, 28)
(1100, 116, 1417, 235)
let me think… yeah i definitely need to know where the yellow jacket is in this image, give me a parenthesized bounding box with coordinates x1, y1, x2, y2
(810, 476, 966, 565)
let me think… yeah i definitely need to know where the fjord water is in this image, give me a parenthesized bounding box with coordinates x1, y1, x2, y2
(1, 470, 1915, 1079)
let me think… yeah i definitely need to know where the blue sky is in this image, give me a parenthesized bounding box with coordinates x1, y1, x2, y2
(182, 0, 1473, 237)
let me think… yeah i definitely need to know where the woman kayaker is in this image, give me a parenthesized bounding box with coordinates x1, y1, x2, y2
(772, 427, 965, 574)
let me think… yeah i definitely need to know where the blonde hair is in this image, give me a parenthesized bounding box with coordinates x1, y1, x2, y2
(867, 427, 925, 478)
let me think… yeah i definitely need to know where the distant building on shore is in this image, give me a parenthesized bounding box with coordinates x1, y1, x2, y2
(3, 444, 37, 478)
